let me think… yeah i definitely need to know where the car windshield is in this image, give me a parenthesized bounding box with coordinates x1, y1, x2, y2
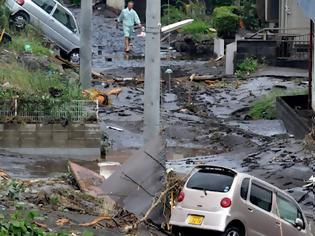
(186, 168, 235, 193)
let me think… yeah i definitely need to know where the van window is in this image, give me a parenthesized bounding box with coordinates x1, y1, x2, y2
(187, 168, 235, 193)
(32, 0, 56, 14)
(250, 183, 272, 212)
(277, 195, 305, 228)
(52, 5, 77, 32)
(240, 178, 250, 200)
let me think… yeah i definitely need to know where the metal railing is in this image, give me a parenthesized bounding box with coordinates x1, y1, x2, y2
(247, 27, 311, 60)
(0, 99, 99, 123)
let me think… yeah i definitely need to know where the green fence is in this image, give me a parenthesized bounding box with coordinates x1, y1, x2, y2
(0, 99, 98, 123)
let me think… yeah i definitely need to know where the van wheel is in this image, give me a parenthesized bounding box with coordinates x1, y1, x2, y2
(222, 226, 244, 236)
(60, 49, 80, 65)
(69, 49, 80, 65)
(12, 12, 29, 30)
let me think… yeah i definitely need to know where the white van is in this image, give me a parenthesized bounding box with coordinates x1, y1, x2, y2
(5, 0, 80, 63)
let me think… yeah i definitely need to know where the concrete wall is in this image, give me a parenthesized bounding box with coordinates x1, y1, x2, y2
(0, 123, 101, 160)
(235, 40, 277, 65)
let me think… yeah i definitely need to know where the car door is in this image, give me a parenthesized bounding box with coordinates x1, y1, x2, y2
(245, 181, 281, 236)
(23, 0, 56, 36)
(50, 4, 79, 52)
(276, 193, 310, 236)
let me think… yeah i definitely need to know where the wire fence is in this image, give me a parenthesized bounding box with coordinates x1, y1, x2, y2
(0, 99, 99, 123)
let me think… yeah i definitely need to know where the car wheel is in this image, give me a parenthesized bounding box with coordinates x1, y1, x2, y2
(221, 226, 244, 236)
(12, 12, 29, 30)
(69, 49, 80, 65)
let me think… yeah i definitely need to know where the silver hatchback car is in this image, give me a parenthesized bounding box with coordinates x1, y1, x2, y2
(5, 0, 80, 63)
(170, 165, 313, 236)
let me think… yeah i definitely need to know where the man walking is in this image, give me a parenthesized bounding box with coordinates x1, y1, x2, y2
(117, 1, 142, 53)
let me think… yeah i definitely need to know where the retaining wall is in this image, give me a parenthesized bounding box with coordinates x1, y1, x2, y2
(0, 123, 101, 160)
(235, 40, 278, 66)
(276, 95, 312, 139)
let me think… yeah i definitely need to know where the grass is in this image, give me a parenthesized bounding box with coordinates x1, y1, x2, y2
(7, 27, 52, 57)
(249, 88, 307, 120)
(0, 61, 83, 100)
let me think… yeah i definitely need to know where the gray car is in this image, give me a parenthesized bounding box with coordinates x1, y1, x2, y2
(5, 0, 80, 63)
(170, 165, 313, 236)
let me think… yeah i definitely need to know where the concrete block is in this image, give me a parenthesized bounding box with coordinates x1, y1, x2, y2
(19, 124, 36, 132)
(214, 38, 224, 58)
(226, 42, 237, 75)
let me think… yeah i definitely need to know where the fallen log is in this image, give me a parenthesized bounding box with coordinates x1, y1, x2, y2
(52, 55, 109, 81)
(190, 74, 235, 82)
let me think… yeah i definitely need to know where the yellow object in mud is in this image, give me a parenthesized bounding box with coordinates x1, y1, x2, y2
(0, 28, 5, 43)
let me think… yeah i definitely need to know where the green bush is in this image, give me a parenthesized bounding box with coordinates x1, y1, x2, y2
(162, 2, 213, 41)
(235, 57, 258, 79)
(161, 4, 186, 25)
(212, 6, 239, 38)
(69, 0, 81, 5)
(181, 20, 214, 41)
(241, 0, 261, 31)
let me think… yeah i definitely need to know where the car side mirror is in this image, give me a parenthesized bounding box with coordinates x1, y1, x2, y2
(295, 218, 304, 230)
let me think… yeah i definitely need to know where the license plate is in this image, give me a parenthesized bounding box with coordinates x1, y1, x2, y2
(187, 215, 204, 225)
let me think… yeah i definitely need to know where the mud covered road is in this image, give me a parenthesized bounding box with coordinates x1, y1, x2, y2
(0, 4, 313, 235)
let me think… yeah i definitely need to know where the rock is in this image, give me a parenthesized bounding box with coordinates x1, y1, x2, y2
(18, 54, 50, 71)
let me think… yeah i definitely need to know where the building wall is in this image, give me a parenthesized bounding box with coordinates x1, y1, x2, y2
(313, 35, 315, 111)
(279, 0, 309, 33)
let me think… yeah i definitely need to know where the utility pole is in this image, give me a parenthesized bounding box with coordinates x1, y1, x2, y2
(80, 0, 92, 89)
(143, 0, 161, 143)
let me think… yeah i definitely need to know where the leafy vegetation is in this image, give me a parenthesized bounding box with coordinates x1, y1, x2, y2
(212, 6, 239, 38)
(0, 0, 10, 28)
(235, 57, 259, 79)
(0, 210, 68, 236)
(241, 0, 261, 31)
(162, 1, 214, 41)
(68, 0, 81, 5)
(181, 20, 215, 41)
(0, 4, 89, 123)
(249, 89, 307, 120)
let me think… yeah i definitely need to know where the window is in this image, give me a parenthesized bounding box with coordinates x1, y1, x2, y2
(32, 0, 56, 14)
(187, 168, 235, 193)
(277, 195, 305, 228)
(250, 183, 272, 212)
(53, 5, 77, 32)
(240, 178, 250, 200)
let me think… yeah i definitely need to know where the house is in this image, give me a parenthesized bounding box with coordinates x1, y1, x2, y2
(257, 0, 309, 33)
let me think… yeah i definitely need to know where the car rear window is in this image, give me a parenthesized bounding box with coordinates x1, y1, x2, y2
(186, 168, 235, 193)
